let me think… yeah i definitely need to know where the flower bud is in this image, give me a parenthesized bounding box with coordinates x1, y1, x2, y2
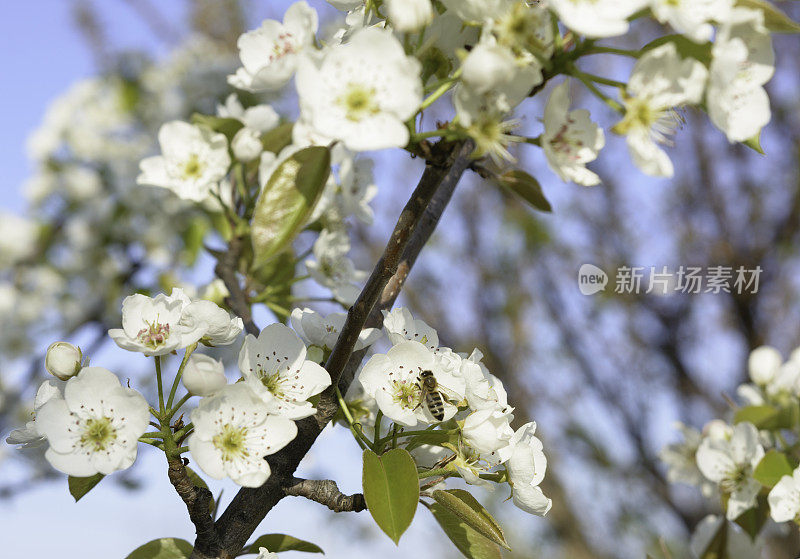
(182, 354, 227, 396)
(461, 42, 517, 95)
(45, 342, 82, 381)
(231, 127, 262, 162)
(748, 345, 782, 385)
(386, 0, 433, 33)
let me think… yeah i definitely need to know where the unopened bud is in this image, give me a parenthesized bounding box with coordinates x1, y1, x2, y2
(182, 354, 227, 396)
(45, 342, 82, 381)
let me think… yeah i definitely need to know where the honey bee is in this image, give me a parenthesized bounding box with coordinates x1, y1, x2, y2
(415, 369, 446, 421)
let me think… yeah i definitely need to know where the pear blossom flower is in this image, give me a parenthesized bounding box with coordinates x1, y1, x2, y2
(217, 95, 280, 133)
(188, 383, 298, 487)
(332, 157, 378, 225)
(256, 549, 279, 559)
(295, 27, 423, 151)
(109, 289, 204, 356)
(459, 350, 510, 412)
(748, 345, 782, 385)
(549, 0, 647, 38)
(541, 81, 605, 186)
(461, 408, 516, 463)
(440, 0, 512, 23)
(613, 43, 707, 177)
(507, 422, 551, 516)
(707, 8, 774, 142)
(696, 421, 765, 520)
(228, 1, 318, 92)
(137, 121, 231, 202)
(382, 307, 439, 351)
(358, 341, 464, 426)
(290, 307, 381, 351)
(659, 422, 717, 497)
(238, 323, 332, 420)
(768, 465, 800, 523)
(182, 354, 228, 397)
(0, 211, 38, 267)
(6, 381, 62, 448)
(35, 367, 149, 476)
(305, 228, 367, 305)
(649, 0, 732, 43)
(180, 300, 244, 347)
(231, 128, 263, 162)
(386, 0, 433, 33)
(461, 41, 518, 96)
(45, 342, 83, 381)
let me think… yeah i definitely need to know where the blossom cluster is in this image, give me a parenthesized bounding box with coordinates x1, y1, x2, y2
(661, 345, 800, 551)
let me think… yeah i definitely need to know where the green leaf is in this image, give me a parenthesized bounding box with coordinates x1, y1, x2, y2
(404, 430, 461, 452)
(261, 122, 295, 154)
(733, 404, 778, 428)
(428, 502, 503, 559)
(640, 34, 713, 66)
(743, 132, 765, 155)
(431, 490, 510, 550)
(243, 534, 324, 555)
(753, 450, 793, 488)
(251, 146, 330, 268)
(124, 538, 193, 559)
(734, 496, 769, 540)
(697, 519, 727, 559)
(736, 0, 800, 33)
(190, 114, 244, 142)
(362, 448, 420, 544)
(492, 170, 552, 213)
(68, 473, 104, 502)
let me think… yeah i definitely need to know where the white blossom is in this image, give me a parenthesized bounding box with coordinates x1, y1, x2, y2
(507, 422, 551, 516)
(386, 0, 433, 33)
(256, 549, 279, 559)
(109, 289, 204, 356)
(696, 422, 764, 520)
(707, 8, 774, 142)
(180, 300, 244, 347)
(748, 345, 783, 385)
(290, 307, 381, 351)
(231, 127, 263, 162)
(768, 465, 800, 523)
(440, 0, 512, 23)
(326, 0, 364, 11)
(614, 43, 707, 177)
(382, 307, 439, 351)
(305, 228, 367, 305)
(461, 41, 518, 96)
(35, 367, 149, 476)
(238, 323, 331, 419)
(0, 211, 38, 267)
(461, 408, 516, 463)
(137, 121, 231, 202)
(45, 342, 83, 381)
(188, 383, 298, 487)
(459, 350, 510, 413)
(217, 95, 280, 132)
(296, 27, 422, 151)
(542, 81, 605, 186)
(6, 381, 62, 448)
(549, 0, 647, 38)
(649, 0, 732, 43)
(358, 341, 463, 426)
(228, 1, 318, 92)
(183, 354, 228, 397)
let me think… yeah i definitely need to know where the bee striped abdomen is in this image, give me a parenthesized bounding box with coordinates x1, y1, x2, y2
(425, 390, 445, 421)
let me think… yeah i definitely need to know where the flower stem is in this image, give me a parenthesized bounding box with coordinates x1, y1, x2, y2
(585, 45, 640, 58)
(419, 69, 462, 113)
(418, 467, 458, 479)
(571, 65, 625, 113)
(374, 410, 384, 453)
(335, 387, 373, 450)
(168, 394, 193, 418)
(166, 343, 196, 412)
(155, 355, 165, 415)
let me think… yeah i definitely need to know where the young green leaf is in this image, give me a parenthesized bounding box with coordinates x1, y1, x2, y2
(243, 534, 324, 555)
(190, 114, 244, 142)
(640, 34, 713, 66)
(733, 404, 778, 428)
(251, 146, 330, 268)
(261, 122, 295, 154)
(431, 489, 510, 550)
(124, 538, 193, 559)
(492, 170, 552, 213)
(68, 473, 104, 502)
(753, 450, 794, 488)
(362, 448, 419, 544)
(428, 502, 503, 559)
(736, 0, 800, 33)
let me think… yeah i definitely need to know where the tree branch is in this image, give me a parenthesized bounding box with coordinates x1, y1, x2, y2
(203, 139, 474, 559)
(284, 478, 366, 513)
(214, 235, 259, 336)
(167, 458, 222, 558)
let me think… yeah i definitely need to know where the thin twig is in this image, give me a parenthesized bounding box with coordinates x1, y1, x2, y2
(284, 478, 366, 513)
